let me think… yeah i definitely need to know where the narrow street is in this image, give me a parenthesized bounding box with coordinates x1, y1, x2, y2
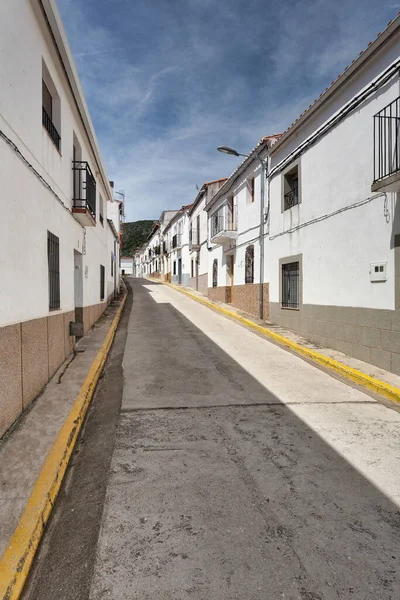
(23, 279, 400, 600)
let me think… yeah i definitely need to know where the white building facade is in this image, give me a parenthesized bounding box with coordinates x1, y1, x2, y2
(266, 16, 400, 374)
(164, 206, 192, 286)
(205, 138, 280, 317)
(0, 0, 118, 436)
(188, 179, 227, 295)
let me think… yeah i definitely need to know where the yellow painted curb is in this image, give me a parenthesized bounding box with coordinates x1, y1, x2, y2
(159, 280, 400, 406)
(0, 295, 127, 600)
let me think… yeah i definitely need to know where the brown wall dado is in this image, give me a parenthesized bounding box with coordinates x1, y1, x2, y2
(0, 310, 75, 437)
(208, 286, 231, 304)
(188, 273, 208, 296)
(208, 283, 269, 320)
(230, 283, 269, 320)
(75, 301, 107, 336)
(0, 302, 106, 438)
(269, 302, 400, 375)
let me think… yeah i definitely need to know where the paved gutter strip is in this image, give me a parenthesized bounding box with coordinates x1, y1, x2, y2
(159, 281, 400, 406)
(0, 295, 127, 600)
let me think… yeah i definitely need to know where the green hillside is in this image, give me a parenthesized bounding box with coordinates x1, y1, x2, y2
(121, 220, 154, 256)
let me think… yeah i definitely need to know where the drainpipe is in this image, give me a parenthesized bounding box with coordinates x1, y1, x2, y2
(257, 155, 268, 321)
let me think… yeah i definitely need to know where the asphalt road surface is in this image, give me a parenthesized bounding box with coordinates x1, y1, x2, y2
(23, 279, 400, 600)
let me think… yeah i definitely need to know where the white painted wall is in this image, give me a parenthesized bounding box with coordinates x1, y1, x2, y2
(0, 0, 113, 327)
(268, 35, 400, 310)
(120, 258, 134, 275)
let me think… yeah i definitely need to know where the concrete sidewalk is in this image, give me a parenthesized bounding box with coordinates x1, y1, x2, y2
(0, 298, 122, 560)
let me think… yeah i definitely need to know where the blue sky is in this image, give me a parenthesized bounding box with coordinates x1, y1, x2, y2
(58, 0, 399, 221)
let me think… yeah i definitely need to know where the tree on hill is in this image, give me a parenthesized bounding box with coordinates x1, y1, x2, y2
(121, 220, 154, 256)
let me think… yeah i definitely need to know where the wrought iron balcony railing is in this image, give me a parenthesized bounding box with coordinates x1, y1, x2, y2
(210, 206, 237, 238)
(172, 234, 181, 249)
(373, 96, 400, 184)
(42, 107, 61, 151)
(284, 189, 299, 209)
(189, 228, 200, 249)
(72, 161, 96, 219)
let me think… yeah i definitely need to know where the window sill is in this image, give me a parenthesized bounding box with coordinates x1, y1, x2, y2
(281, 306, 300, 311)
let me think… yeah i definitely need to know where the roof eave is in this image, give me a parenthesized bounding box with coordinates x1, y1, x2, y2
(270, 14, 400, 155)
(40, 0, 114, 201)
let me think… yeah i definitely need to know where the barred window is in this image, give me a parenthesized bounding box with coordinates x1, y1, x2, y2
(48, 231, 60, 310)
(111, 253, 114, 277)
(282, 262, 299, 308)
(212, 259, 218, 288)
(100, 265, 105, 300)
(245, 245, 254, 284)
(173, 261, 176, 275)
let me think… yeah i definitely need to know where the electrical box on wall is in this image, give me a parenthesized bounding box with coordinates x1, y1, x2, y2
(370, 262, 387, 282)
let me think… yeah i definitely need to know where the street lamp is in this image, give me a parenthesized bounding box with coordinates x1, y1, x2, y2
(217, 145, 268, 321)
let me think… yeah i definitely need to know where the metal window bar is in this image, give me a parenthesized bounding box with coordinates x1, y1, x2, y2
(100, 265, 105, 301)
(42, 107, 61, 151)
(284, 175, 299, 209)
(282, 262, 299, 308)
(48, 231, 60, 310)
(212, 259, 218, 288)
(245, 246, 254, 284)
(72, 161, 97, 219)
(373, 96, 400, 182)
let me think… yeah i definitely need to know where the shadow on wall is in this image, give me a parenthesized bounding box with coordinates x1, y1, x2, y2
(391, 192, 400, 248)
(118, 279, 399, 600)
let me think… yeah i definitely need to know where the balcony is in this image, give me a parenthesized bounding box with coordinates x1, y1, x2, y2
(162, 241, 168, 255)
(372, 96, 400, 192)
(189, 228, 200, 251)
(210, 206, 238, 245)
(154, 245, 161, 256)
(172, 233, 182, 249)
(72, 161, 97, 226)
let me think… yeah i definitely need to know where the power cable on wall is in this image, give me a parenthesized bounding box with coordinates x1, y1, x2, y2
(0, 128, 84, 230)
(268, 192, 387, 240)
(226, 192, 387, 251)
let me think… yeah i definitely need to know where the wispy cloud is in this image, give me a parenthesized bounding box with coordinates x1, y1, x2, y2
(58, 0, 397, 220)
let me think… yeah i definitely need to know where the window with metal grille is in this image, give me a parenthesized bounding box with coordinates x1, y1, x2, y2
(191, 260, 194, 278)
(47, 231, 60, 310)
(282, 262, 299, 308)
(212, 259, 218, 288)
(111, 253, 114, 277)
(245, 245, 254, 284)
(173, 261, 176, 275)
(100, 265, 105, 300)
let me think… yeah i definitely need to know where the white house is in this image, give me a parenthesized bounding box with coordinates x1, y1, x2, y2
(266, 15, 400, 374)
(205, 137, 280, 317)
(164, 205, 192, 286)
(120, 257, 134, 276)
(188, 179, 227, 295)
(0, 0, 118, 436)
